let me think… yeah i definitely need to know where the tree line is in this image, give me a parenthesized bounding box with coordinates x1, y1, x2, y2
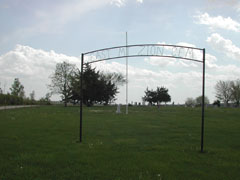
(3, 61, 238, 108)
(0, 61, 173, 107)
(185, 96, 210, 107)
(185, 79, 240, 107)
(0, 78, 51, 106)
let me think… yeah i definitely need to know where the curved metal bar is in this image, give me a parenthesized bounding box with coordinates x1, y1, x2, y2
(83, 43, 204, 55)
(83, 55, 203, 65)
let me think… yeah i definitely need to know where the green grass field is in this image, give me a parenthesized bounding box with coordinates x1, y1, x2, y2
(0, 105, 240, 180)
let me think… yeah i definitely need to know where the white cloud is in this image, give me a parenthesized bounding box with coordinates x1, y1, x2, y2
(0, 45, 81, 99)
(207, 33, 240, 61)
(144, 52, 218, 71)
(111, 0, 126, 7)
(144, 57, 198, 68)
(110, 0, 143, 7)
(143, 41, 240, 80)
(194, 12, 240, 32)
(136, 0, 143, 3)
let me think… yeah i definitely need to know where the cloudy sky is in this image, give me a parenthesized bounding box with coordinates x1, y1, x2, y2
(1, 0, 240, 104)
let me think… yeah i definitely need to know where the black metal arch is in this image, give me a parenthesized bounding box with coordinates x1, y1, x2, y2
(80, 44, 206, 153)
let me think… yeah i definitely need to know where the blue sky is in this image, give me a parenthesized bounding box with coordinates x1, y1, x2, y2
(1, 0, 240, 104)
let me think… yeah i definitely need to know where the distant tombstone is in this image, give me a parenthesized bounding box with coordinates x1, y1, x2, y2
(134, 102, 137, 106)
(116, 104, 121, 114)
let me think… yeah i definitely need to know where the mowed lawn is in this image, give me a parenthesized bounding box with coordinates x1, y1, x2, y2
(0, 105, 240, 180)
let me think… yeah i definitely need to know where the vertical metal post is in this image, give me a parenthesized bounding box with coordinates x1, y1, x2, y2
(201, 49, 205, 152)
(126, 32, 128, 114)
(80, 53, 84, 142)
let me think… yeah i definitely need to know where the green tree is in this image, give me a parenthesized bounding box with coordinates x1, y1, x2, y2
(49, 62, 76, 107)
(70, 65, 124, 106)
(213, 100, 220, 107)
(10, 78, 25, 98)
(143, 86, 171, 107)
(142, 88, 156, 105)
(82, 64, 102, 106)
(99, 74, 118, 105)
(156, 87, 171, 106)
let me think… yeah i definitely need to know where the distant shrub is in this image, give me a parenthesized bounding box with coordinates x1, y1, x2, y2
(213, 100, 220, 107)
(38, 98, 51, 105)
(185, 98, 196, 107)
(0, 93, 39, 106)
(0, 94, 23, 105)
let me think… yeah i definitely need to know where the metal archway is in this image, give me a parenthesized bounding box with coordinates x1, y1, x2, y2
(79, 44, 206, 153)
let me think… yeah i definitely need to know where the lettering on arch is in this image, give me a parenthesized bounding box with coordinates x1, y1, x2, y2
(83, 44, 204, 65)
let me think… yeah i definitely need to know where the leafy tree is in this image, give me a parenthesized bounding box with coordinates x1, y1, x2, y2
(82, 64, 103, 106)
(10, 78, 25, 98)
(185, 98, 196, 107)
(156, 87, 171, 105)
(215, 80, 232, 106)
(142, 88, 156, 105)
(70, 65, 124, 106)
(143, 86, 171, 107)
(195, 95, 210, 106)
(230, 79, 240, 107)
(101, 74, 121, 105)
(69, 69, 81, 104)
(49, 61, 76, 107)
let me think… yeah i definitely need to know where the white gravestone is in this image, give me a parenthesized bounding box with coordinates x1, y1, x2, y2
(116, 104, 121, 114)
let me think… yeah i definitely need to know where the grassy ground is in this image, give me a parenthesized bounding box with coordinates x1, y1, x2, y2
(0, 105, 240, 180)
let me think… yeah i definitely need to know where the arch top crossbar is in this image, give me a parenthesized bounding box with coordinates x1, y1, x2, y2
(83, 43, 204, 55)
(79, 43, 206, 153)
(82, 44, 204, 65)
